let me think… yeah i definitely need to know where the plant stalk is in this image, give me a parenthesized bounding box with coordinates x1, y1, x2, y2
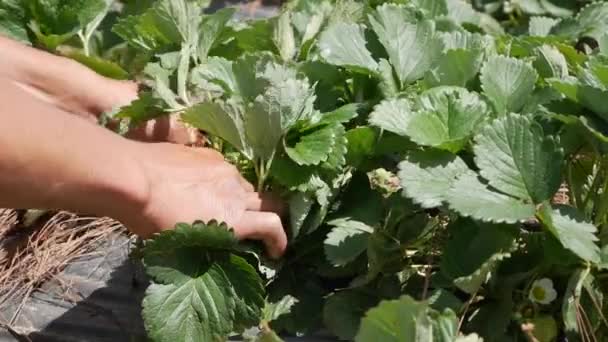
(77, 31, 90, 56)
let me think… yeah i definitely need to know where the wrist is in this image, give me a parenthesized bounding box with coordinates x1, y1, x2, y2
(35, 132, 151, 224)
(0, 81, 149, 227)
(77, 139, 151, 222)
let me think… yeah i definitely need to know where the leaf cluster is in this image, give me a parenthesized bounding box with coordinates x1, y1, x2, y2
(6, 0, 608, 341)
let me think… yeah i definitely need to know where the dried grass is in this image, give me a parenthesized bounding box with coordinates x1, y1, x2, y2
(0, 210, 125, 325)
(0, 209, 17, 239)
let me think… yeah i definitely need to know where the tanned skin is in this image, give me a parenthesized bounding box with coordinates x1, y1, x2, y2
(0, 36, 286, 258)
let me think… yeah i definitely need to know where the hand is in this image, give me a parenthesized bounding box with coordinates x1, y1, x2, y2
(16, 76, 203, 145)
(0, 36, 201, 144)
(117, 142, 287, 258)
(13, 76, 138, 122)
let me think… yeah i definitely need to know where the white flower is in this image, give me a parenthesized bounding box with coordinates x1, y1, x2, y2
(529, 278, 558, 304)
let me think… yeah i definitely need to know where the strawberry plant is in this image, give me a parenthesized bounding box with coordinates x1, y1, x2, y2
(4, 0, 608, 341)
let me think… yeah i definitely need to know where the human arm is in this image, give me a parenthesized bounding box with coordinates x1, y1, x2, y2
(0, 35, 201, 145)
(0, 79, 287, 258)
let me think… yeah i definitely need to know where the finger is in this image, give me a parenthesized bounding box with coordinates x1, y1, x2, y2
(168, 115, 203, 145)
(128, 115, 205, 145)
(246, 192, 285, 216)
(234, 212, 287, 259)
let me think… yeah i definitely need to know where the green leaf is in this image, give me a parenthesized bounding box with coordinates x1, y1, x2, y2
(407, 87, 489, 152)
(355, 296, 460, 342)
(537, 205, 600, 263)
(446, 172, 537, 223)
(285, 124, 344, 166)
(533, 45, 569, 80)
(561, 268, 589, 334)
(318, 22, 378, 73)
(113, 0, 199, 52)
(439, 31, 495, 53)
(292, 4, 327, 59)
(427, 289, 463, 313)
(142, 221, 265, 342)
(552, 2, 608, 40)
(273, 10, 296, 62)
(142, 279, 233, 342)
(549, 58, 608, 120)
(529, 315, 558, 342)
(398, 149, 470, 209)
(287, 192, 315, 239)
(356, 296, 427, 342)
(298, 60, 344, 111)
(318, 103, 360, 124)
(369, 4, 443, 86)
(25, 0, 106, 40)
(142, 221, 238, 282)
(0, 0, 28, 43)
(445, 0, 503, 35)
(324, 290, 378, 341)
(153, 68, 183, 110)
(378, 58, 399, 98)
(368, 98, 412, 137)
(467, 295, 514, 341)
(367, 228, 403, 277)
(441, 219, 517, 294)
(197, 8, 235, 61)
(529, 16, 559, 37)
(551, 78, 608, 120)
(191, 56, 236, 94)
(113, 91, 165, 124)
(263, 295, 298, 323)
(249, 76, 316, 160)
(412, 0, 448, 17)
(473, 113, 563, 204)
(427, 31, 494, 87)
(599, 245, 608, 270)
(187, 59, 316, 162)
(600, 33, 608, 56)
(370, 88, 489, 152)
(323, 127, 349, 171)
(327, 0, 366, 24)
(401, 115, 557, 223)
(182, 98, 252, 158)
(345, 127, 378, 168)
(267, 269, 326, 335)
(324, 218, 373, 267)
(425, 49, 483, 87)
(480, 55, 538, 114)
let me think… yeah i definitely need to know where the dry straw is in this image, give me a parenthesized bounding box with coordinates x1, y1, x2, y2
(0, 210, 124, 327)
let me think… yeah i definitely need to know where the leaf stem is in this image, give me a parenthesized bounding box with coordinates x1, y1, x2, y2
(420, 256, 432, 301)
(78, 1, 111, 57)
(77, 31, 90, 56)
(594, 158, 608, 225)
(458, 289, 478, 332)
(254, 159, 270, 193)
(582, 159, 603, 212)
(567, 161, 580, 209)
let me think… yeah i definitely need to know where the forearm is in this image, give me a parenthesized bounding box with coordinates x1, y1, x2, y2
(0, 35, 136, 117)
(0, 36, 94, 94)
(0, 79, 147, 218)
